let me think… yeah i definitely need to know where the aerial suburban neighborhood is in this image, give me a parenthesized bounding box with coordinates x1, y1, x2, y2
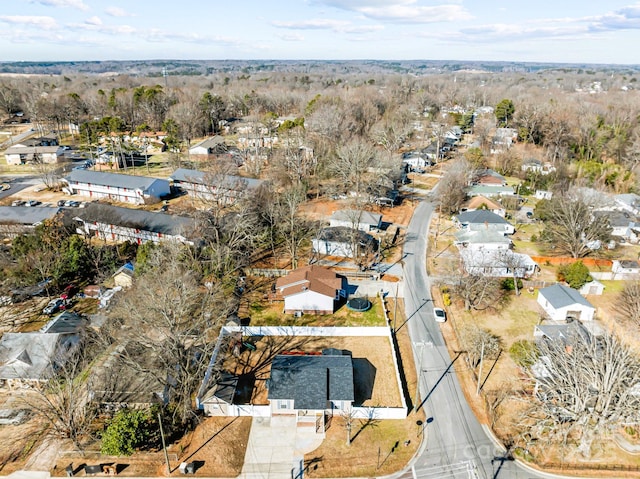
(1, 55, 640, 479)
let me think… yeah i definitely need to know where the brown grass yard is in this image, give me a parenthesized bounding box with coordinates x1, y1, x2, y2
(220, 335, 403, 407)
(303, 301, 424, 477)
(248, 296, 386, 327)
(51, 416, 252, 478)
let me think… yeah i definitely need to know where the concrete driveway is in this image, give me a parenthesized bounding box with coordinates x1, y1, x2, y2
(240, 415, 324, 479)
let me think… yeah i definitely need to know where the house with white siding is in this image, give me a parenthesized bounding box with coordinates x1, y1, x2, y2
(329, 210, 382, 232)
(62, 170, 170, 205)
(275, 265, 347, 315)
(537, 284, 595, 321)
(4, 145, 65, 165)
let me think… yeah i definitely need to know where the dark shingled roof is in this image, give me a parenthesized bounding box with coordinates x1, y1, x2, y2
(0, 206, 61, 225)
(74, 203, 195, 238)
(317, 226, 376, 246)
(268, 352, 354, 410)
(456, 209, 510, 225)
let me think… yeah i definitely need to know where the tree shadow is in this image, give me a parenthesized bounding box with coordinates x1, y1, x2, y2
(177, 417, 238, 467)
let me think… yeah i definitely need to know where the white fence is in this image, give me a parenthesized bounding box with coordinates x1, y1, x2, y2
(197, 325, 408, 419)
(229, 325, 390, 337)
(591, 272, 640, 281)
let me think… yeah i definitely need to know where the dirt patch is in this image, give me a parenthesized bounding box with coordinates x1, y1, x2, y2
(299, 197, 417, 228)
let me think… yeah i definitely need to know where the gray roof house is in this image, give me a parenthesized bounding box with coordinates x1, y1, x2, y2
(73, 203, 196, 245)
(537, 284, 595, 322)
(0, 309, 86, 388)
(169, 168, 263, 205)
(312, 226, 378, 260)
(329, 209, 382, 232)
(188, 136, 228, 156)
(268, 350, 354, 413)
(0, 206, 62, 238)
(455, 210, 515, 235)
(62, 170, 170, 205)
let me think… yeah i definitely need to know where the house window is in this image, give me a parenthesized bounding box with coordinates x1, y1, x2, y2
(279, 401, 288, 409)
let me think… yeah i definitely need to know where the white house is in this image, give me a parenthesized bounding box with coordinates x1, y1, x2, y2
(275, 265, 346, 315)
(459, 249, 538, 278)
(267, 351, 354, 415)
(535, 190, 553, 200)
(4, 145, 65, 165)
(62, 170, 170, 205)
(454, 229, 512, 251)
(612, 260, 640, 278)
(537, 284, 595, 321)
(188, 136, 227, 156)
(455, 210, 515, 235)
(312, 226, 378, 260)
(329, 209, 382, 232)
(614, 193, 640, 216)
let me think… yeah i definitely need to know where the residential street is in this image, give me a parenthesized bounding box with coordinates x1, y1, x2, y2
(399, 199, 539, 479)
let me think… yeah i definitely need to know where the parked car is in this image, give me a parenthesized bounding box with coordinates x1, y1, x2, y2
(43, 298, 64, 315)
(60, 284, 78, 301)
(64, 200, 80, 207)
(433, 307, 447, 323)
(57, 200, 67, 207)
(25, 200, 40, 207)
(11, 200, 25, 206)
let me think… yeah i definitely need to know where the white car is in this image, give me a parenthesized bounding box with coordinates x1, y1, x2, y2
(433, 307, 447, 323)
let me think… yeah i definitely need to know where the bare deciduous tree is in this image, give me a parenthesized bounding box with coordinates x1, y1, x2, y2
(111, 243, 233, 424)
(522, 331, 640, 457)
(618, 281, 640, 326)
(434, 158, 472, 215)
(453, 273, 502, 311)
(539, 191, 612, 258)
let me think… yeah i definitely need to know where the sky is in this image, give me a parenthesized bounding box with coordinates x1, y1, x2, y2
(2, 0, 640, 64)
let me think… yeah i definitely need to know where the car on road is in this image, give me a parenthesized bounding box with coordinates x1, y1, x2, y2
(433, 307, 447, 323)
(43, 298, 64, 315)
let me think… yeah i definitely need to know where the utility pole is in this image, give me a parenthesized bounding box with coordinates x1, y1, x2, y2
(414, 342, 427, 411)
(476, 340, 485, 396)
(158, 412, 171, 475)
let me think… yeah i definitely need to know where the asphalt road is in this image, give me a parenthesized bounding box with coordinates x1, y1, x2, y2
(0, 175, 40, 200)
(399, 199, 539, 479)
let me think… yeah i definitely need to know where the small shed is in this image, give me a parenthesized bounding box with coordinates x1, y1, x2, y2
(579, 280, 605, 296)
(113, 263, 135, 289)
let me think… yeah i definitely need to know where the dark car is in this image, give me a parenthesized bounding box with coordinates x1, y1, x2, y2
(57, 199, 67, 207)
(43, 298, 64, 315)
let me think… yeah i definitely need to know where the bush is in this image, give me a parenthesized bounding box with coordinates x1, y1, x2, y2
(501, 278, 523, 291)
(557, 261, 592, 289)
(442, 293, 451, 306)
(100, 407, 157, 456)
(509, 340, 538, 368)
(530, 234, 537, 243)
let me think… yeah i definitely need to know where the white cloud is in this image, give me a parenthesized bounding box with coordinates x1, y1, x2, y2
(29, 0, 89, 11)
(317, 0, 472, 24)
(0, 15, 58, 29)
(272, 18, 382, 34)
(104, 6, 134, 17)
(278, 33, 305, 42)
(85, 16, 102, 26)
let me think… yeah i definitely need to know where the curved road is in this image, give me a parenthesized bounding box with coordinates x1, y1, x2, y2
(400, 199, 538, 479)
